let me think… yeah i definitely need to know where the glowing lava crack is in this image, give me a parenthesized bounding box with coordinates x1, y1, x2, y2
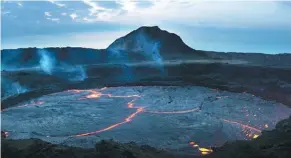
(68, 88, 200, 137)
(2, 86, 291, 156)
(65, 87, 265, 155)
(73, 98, 144, 137)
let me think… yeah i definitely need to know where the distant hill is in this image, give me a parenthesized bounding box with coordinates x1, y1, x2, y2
(107, 26, 207, 60)
(1, 26, 291, 70)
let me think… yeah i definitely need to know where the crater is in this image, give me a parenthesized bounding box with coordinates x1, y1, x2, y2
(2, 86, 291, 155)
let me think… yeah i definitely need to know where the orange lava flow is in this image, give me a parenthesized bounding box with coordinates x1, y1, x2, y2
(2, 131, 9, 138)
(73, 88, 141, 100)
(146, 107, 200, 114)
(74, 103, 143, 137)
(189, 141, 213, 155)
(72, 88, 143, 137)
(74, 108, 143, 137)
(221, 118, 262, 133)
(3, 87, 269, 154)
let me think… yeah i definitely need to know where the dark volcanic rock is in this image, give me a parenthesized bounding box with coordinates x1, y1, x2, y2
(1, 138, 97, 158)
(2, 26, 291, 71)
(1, 26, 211, 71)
(206, 116, 291, 158)
(1, 139, 187, 158)
(1, 47, 104, 70)
(107, 26, 208, 60)
(2, 117, 291, 158)
(2, 62, 291, 109)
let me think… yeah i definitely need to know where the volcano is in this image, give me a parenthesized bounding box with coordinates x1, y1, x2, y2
(2, 26, 291, 70)
(1, 26, 291, 158)
(107, 26, 208, 60)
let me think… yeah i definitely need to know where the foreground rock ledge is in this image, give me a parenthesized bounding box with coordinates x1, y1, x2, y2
(1, 138, 191, 158)
(2, 116, 291, 158)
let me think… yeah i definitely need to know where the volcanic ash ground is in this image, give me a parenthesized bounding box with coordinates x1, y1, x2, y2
(2, 86, 291, 155)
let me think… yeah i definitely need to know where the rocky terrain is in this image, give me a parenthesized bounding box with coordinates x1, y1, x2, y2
(2, 26, 291, 70)
(1, 138, 188, 158)
(2, 26, 291, 105)
(2, 62, 291, 109)
(206, 116, 291, 158)
(1, 26, 291, 158)
(2, 116, 291, 158)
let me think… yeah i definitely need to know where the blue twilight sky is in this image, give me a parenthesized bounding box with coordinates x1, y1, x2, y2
(1, 0, 291, 54)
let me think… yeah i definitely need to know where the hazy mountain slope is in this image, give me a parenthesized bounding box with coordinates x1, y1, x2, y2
(1, 47, 104, 70)
(1, 26, 211, 71)
(107, 26, 208, 61)
(204, 51, 291, 68)
(1, 26, 291, 70)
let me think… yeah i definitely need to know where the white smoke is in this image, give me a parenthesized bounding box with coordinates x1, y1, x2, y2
(38, 49, 55, 75)
(68, 65, 88, 82)
(1, 79, 29, 99)
(13, 82, 28, 94)
(55, 64, 87, 82)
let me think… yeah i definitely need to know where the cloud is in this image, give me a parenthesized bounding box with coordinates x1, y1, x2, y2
(82, 0, 108, 15)
(55, 3, 66, 7)
(79, 0, 122, 22)
(69, 30, 131, 48)
(48, 0, 66, 8)
(75, 0, 291, 29)
(17, 2, 22, 7)
(3, 11, 10, 15)
(82, 17, 94, 23)
(2, 30, 130, 49)
(44, 12, 52, 17)
(46, 17, 60, 23)
(10, 0, 288, 29)
(70, 13, 78, 20)
(116, 0, 137, 12)
(81, 0, 118, 21)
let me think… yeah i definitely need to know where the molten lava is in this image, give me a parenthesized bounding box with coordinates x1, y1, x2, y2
(2, 131, 9, 138)
(146, 107, 200, 114)
(220, 118, 262, 139)
(253, 134, 259, 139)
(221, 118, 262, 133)
(74, 105, 144, 137)
(2, 87, 277, 156)
(71, 89, 143, 137)
(189, 141, 213, 155)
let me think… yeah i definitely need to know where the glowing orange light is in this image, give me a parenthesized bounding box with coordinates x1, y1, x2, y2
(146, 107, 200, 114)
(74, 106, 144, 137)
(4, 131, 9, 137)
(253, 134, 259, 139)
(221, 119, 262, 133)
(2, 86, 268, 155)
(99, 87, 107, 91)
(86, 93, 102, 99)
(72, 88, 143, 137)
(189, 141, 213, 155)
(201, 151, 210, 155)
(199, 148, 213, 152)
(189, 141, 195, 145)
(69, 89, 82, 93)
(128, 102, 134, 108)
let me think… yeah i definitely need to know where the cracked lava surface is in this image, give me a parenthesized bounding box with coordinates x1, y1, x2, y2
(2, 86, 291, 155)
